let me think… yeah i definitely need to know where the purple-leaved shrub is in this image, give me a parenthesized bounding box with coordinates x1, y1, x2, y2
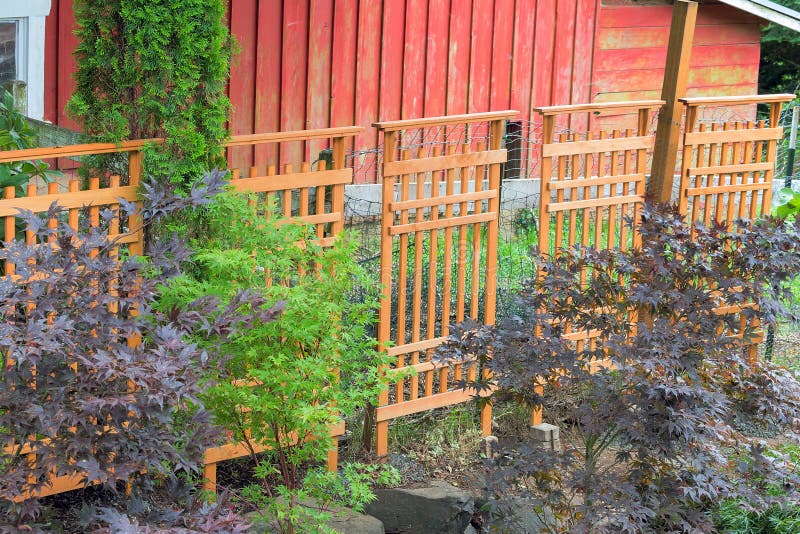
(0, 170, 282, 527)
(439, 204, 800, 532)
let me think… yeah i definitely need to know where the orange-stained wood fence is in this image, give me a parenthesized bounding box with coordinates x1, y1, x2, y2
(677, 94, 795, 227)
(530, 100, 664, 425)
(202, 126, 359, 492)
(2, 94, 795, 500)
(676, 94, 794, 364)
(536, 101, 664, 257)
(373, 111, 516, 457)
(0, 127, 360, 501)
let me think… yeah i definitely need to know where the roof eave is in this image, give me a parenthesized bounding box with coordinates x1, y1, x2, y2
(717, 0, 800, 32)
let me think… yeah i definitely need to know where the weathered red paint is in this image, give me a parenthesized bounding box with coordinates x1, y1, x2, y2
(552, 0, 577, 133)
(280, 0, 310, 166)
(330, 0, 358, 150)
(44, 1, 766, 183)
(531, 0, 556, 131)
(424, 0, 450, 120)
(467, 0, 492, 115)
(353, 0, 381, 181)
(254, 0, 284, 168)
(489, 0, 514, 112)
(571, 0, 597, 131)
(510, 0, 536, 178)
(445, 0, 471, 116)
(594, 5, 761, 131)
(307, 0, 335, 159)
(403, 0, 428, 121)
(229, 0, 258, 168)
(56, 2, 77, 130)
(379, 0, 405, 122)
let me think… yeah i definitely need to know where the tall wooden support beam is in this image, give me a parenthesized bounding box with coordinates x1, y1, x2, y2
(649, 0, 698, 203)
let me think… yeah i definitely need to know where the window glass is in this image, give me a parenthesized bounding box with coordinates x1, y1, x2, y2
(0, 20, 17, 87)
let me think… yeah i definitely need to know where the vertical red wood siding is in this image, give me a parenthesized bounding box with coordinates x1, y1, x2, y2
(44, 0, 764, 183)
(445, 0, 471, 116)
(424, 0, 449, 120)
(593, 3, 762, 130)
(254, 0, 284, 168)
(228, 0, 258, 168)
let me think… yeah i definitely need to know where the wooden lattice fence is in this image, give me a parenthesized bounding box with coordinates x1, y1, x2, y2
(677, 94, 795, 363)
(677, 94, 795, 227)
(373, 111, 516, 457)
(3, 93, 796, 501)
(203, 127, 359, 491)
(530, 100, 665, 425)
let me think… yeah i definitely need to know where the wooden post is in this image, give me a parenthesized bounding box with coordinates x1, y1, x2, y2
(374, 130, 398, 458)
(649, 0, 697, 203)
(481, 119, 504, 436)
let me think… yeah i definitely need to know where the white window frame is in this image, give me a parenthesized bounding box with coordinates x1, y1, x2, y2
(0, 1, 51, 120)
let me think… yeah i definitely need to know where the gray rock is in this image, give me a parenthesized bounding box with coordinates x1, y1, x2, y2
(482, 498, 548, 534)
(530, 423, 562, 453)
(365, 480, 474, 534)
(246, 504, 384, 534)
(328, 509, 385, 534)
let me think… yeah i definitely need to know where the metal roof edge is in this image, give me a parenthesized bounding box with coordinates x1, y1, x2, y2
(717, 0, 800, 32)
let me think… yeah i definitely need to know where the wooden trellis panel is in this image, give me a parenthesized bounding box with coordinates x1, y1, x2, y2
(0, 141, 145, 501)
(202, 127, 360, 491)
(678, 94, 795, 227)
(677, 95, 794, 364)
(373, 111, 516, 457)
(532, 100, 664, 425)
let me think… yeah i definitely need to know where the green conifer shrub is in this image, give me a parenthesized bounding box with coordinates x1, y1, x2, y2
(67, 0, 232, 188)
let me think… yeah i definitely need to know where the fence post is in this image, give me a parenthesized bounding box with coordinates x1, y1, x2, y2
(530, 114, 556, 428)
(785, 106, 799, 188)
(128, 149, 144, 256)
(374, 130, 398, 458)
(649, 0, 697, 203)
(481, 118, 504, 435)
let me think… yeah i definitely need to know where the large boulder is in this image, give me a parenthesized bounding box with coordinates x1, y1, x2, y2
(365, 480, 474, 534)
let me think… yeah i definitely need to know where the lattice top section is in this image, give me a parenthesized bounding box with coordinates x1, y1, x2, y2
(678, 94, 795, 226)
(224, 127, 361, 246)
(535, 101, 664, 255)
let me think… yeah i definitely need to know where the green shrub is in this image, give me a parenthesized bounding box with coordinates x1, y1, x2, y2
(158, 191, 391, 533)
(774, 188, 800, 220)
(0, 90, 61, 197)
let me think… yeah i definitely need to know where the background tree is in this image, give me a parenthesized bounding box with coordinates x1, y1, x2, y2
(759, 0, 800, 98)
(67, 0, 232, 189)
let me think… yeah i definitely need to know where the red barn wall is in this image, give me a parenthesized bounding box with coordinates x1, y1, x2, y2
(43, 0, 763, 182)
(43, 0, 601, 181)
(593, 2, 762, 130)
